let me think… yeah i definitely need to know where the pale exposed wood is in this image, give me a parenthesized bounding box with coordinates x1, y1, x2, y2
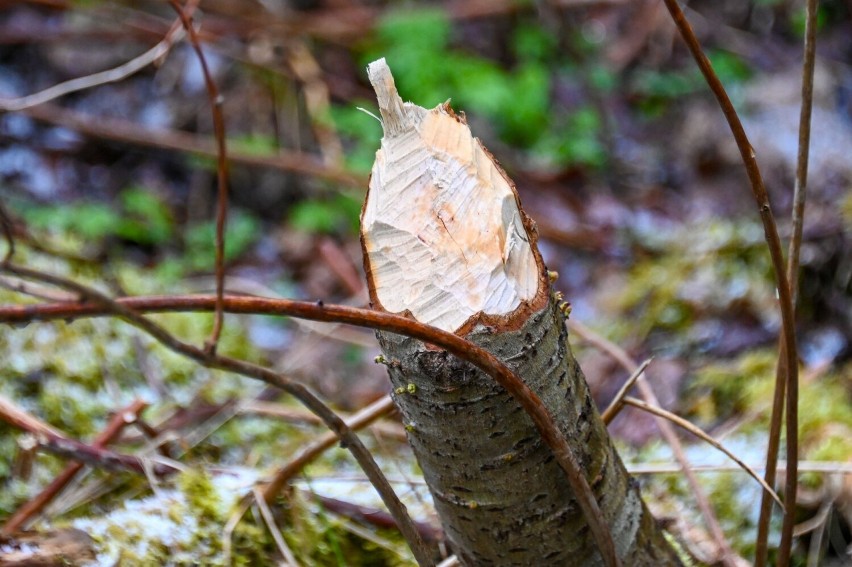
(362, 58, 538, 333)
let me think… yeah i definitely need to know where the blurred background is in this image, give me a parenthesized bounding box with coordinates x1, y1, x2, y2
(1, 0, 851, 565)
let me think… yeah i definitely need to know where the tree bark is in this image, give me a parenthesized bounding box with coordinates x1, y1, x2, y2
(361, 58, 682, 566)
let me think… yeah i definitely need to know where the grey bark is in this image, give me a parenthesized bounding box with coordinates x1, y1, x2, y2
(377, 299, 683, 566)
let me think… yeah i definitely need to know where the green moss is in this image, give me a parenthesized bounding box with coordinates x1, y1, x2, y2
(73, 470, 272, 565)
(279, 490, 415, 566)
(179, 469, 223, 522)
(231, 521, 272, 567)
(685, 350, 776, 426)
(606, 219, 776, 345)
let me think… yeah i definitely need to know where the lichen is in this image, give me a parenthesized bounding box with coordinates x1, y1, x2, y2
(72, 468, 270, 566)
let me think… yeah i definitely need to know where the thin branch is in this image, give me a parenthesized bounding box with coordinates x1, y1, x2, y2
(2, 400, 148, 534)
(261, 394, 395, 503)
(0, 265, 433, 567)
(622, 397, 782, 507)
(0, 394, 65, 438)
(660, 3, 801, 565)
(756, 0, 819, 564)
(788, 5, 818, 299)
(20, 103, 362, 187)
(601, 357, 652, 425)
(0, 287, 617, 566)
(626, 461, 852, 475)
(168, 0, 229, 354)
(0, 275, 77, 302)
(0, 405, 176, 477)
(0, 4, 193, 112)
(252, 487, 300, 566)
(569, 319, 737, 565)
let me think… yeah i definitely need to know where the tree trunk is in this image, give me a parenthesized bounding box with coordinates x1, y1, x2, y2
(361, 58, 682, 566)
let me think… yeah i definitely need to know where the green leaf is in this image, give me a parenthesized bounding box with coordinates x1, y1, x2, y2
(376, 8, 450, 53)
(707, 50, 752, 84)
(288, 193, 362, 235)
(512, 23, 557, 62)
(116, 186, 174, 246)
(184, 210, 260, 271)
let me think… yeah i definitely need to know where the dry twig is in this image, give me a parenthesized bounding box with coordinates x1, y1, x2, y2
(569, 319, 737, 564)
(2, 400, 148, 534)
(756, 0, 819, 564)
(659, 2, 802, 564)
(168, 0, 230, 355)
(622, 397, 781, 507)
(0, 264, 433, 566)
(0, 2, 196, 111)
(601, 358, 652, 425)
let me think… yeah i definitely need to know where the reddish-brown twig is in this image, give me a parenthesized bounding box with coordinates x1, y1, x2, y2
(168, 0, 229, 355)
(0, 263, 433, 566)
(0, 2, 195, 112)
(660, 2, 801, 565)
(20, 103, 362, 186)
(2, 400, 149, 534)
(261, 394, 395, 503)
(756, 1, 819, 564)
(0, 287, 617, 566)
(0, 403, 175, 478)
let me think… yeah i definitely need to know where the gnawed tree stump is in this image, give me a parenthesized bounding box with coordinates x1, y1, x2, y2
(361, 58, 681, 566)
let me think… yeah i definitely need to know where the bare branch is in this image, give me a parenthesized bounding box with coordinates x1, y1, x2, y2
(622, 397, 782, 507)
(601, 358, 652, 425)
(0, 264, 433, 566)
(0, 2, 195, 112)
(660, 3, 801, 564)
(2, 400, 149, 534)
(756, 0, 819, 563)
(168, 0, 229, 354)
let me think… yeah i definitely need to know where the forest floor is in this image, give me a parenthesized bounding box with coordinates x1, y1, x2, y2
(0, 1, 851, 565)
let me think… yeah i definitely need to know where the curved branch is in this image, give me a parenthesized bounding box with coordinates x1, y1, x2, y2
(168, 0, 229, 354)
(0, 289, 617, 565)
(0, 266, 433, 567)
(660, 3, 801, 565)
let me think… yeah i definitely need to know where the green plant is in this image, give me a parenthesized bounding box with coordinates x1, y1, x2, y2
(287, 192, 362, 235)
(329, 7, 605, 170)
(183, 209, 260, 271)
(20, 186, 175, 247)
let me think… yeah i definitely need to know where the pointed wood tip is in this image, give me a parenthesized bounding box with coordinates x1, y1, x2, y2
(361, 60, 544, 333)
(367, 58, 407, 137)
